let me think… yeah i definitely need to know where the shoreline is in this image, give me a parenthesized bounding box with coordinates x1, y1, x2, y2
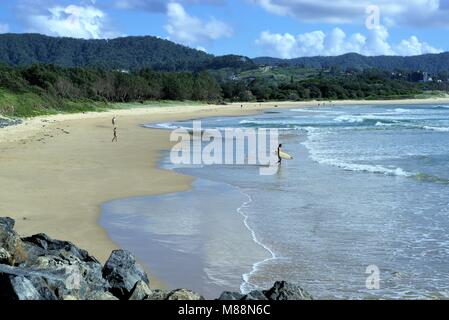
(1, 97, 449, 289)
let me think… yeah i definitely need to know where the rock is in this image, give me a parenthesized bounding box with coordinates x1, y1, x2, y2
(20, 233, 109, 297)
(166, 289, 205, 300)
(0, 218, 27, 265)
(0, 264, 57, 300)
(0, 217, 15, 231)
(0, 255, 106, 300)
(102, 249, 149, 300)
(0, 248, 12, 264)
(86, 291, 119, 301)
(1, 275, 43, 300)
(217, 291, 245, 300)
(217, 282, 313, 301)
(243, 290, 268, 300)
(21, 233, 99, 264)
(263, 281, 313, 300)
(144, 289, 169, 301)
(129, 280, 153, 300)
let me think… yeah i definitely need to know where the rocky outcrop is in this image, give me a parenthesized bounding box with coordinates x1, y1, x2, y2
(217, 281, 312, 300)
(166, 289, 205, 300)
(0, 217, 313, 300)
(129, 280, 153, 300)
(102, 249, 149, 299)
(264, 281, 313, 300)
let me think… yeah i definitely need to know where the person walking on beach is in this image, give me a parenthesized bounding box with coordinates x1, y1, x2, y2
(277, 144, 283, 165)
(112, 127, 118, 142)
(112, 116, 116, 126)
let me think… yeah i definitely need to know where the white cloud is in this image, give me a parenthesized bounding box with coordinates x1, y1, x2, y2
(395, 36, 442, 56)
(164, 2, 232, 46)
(256, 26, 442, 58)
(114, 0, 225, 12)
(251, 0, 449, 27)
(0, 23, 9, 33)
(26, 4, 120, 39)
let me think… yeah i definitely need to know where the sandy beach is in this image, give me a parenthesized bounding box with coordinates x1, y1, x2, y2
(1, 97, 449, 288)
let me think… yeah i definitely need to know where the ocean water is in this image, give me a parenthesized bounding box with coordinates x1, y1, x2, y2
(101, 104, 449, 299)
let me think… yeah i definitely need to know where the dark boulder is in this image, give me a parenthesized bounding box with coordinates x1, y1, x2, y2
(263, 281, 312, 300)
(0, 217, 15, 231)
(21, 233, 99, 264)
(85, 291, 119, 300)
(129, 280, 153, 300)
(0, 264, 59, 300)
(20, 233, 109, 295)
(217, 291, 245, 300)
(244, 290, 268, 300)
(144, 289, 169, 300)
(166, 289, 204, 300)
(0, 275, 43, 300)
(0, 218, 26, 265)
(217, 281, 313, 300)
(102, 249, 149, 300)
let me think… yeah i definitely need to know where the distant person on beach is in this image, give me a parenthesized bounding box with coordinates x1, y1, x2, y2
(112, 127, 118, 142)
(112, 116, 117, 126)
(277, 144, 283, 165)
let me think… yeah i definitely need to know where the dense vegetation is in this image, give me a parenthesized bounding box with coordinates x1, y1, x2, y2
(2, 62, 447, 117)
(0, 64, 222, 116)
(3, 34, 449, 73)
(0, 34, 255, 71)
(220, 68, 445, 101)
(254, 52, 449, 74)
(0, 34, 448, 117)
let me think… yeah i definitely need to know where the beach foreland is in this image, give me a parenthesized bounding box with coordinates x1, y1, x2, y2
(1, 98, 449, 291)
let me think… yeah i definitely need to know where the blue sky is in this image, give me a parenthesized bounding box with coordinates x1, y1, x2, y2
(0, 0, 447, 58)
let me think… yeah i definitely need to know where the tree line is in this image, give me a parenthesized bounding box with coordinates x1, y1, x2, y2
(0, 64, 223, 102)
(0, 64, 446, 117)
(221, 69, 445, 101)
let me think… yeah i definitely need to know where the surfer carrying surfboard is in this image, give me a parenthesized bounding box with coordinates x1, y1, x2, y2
(277, 144, 283, 164)
(276, 144, 293, 165)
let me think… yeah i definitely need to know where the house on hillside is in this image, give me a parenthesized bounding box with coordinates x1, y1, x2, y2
(409, 71, 433, 83)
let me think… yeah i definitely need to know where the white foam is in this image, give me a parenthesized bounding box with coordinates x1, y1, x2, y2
(237, 189, 278, 294)
(302, 129, 413, 177)
(375, 121, 394, 127)
(290, 108, 338, 113)
(394, 108, 412, 113)
(320, 160, 412, 177)
(334, 115, 365, 123)
(423, 126, 449, 132)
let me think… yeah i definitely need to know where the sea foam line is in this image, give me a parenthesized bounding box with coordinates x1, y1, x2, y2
(236, 188, 278, 294)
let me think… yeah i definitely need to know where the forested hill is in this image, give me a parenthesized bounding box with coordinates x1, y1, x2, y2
(253, 52, 449, 73)
(0, 33, 255, 71)
(2, 33, 448, 73)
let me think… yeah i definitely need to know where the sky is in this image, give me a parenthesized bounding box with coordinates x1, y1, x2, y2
(0, 0, 447, 58)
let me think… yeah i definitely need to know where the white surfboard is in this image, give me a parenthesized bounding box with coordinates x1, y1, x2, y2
(278, 150, 293, 160)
